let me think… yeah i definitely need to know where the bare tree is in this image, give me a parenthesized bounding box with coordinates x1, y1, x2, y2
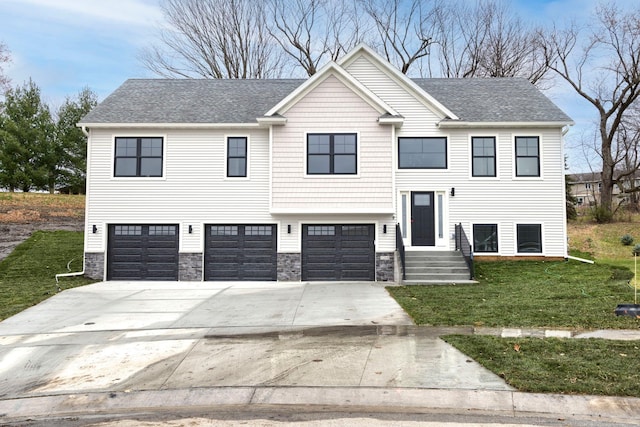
(140, 0, 283, 78)
(360, 0, 437, 75)
(267, 0, 364, 76)
(0, 41, 11, 91)
(540, 3, 640, 218)
(430, 1, 549, 85)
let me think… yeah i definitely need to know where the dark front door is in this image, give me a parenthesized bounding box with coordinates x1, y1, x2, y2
(411, 192, 435, 246)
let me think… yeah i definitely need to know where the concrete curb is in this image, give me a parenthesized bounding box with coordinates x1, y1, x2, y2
(2, 387, 640, 423)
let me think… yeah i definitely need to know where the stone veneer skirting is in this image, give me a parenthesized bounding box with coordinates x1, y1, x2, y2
(277, 253, 301, 281)
(376, 252, 395, 282)
(179, 253, 203, 281)
(84, 252, 105, 280)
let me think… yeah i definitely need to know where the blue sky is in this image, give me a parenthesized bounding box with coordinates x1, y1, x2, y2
(0, 0, 621, 172)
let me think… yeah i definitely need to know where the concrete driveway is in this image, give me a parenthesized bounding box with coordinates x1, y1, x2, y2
(0, 281, 513, 420)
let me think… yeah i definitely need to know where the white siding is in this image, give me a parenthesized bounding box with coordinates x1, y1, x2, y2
(271, 75, 394, 211)
(85, 128, 273, 253)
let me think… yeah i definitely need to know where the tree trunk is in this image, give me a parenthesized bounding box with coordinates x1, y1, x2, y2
(600, 124, 614, 216)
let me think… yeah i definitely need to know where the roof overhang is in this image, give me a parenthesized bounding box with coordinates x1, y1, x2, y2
(437, 120, 575, 129)
(378, 114, 404, 126)
(78, 122, 261, 129)
(256, 115, 287, 126)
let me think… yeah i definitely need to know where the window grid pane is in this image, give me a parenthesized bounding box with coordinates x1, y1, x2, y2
(114, 225, 142, 236)
(398, 137, 447, 169)
(308, 226, 335, 236)
(149, 225, 176, 236)
(472, 137, 496, 177)
(307, 134, 357, 175)
(341, 225, 369, 236)
(227, 137, 247, 177)
(114, 137, 163, 177)
(245, 225, 272, 236)
(211, 226, 238, 236)
(515, 136, 540, 177)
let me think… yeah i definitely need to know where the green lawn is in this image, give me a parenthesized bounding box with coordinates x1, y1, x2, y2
(388, 259, 639, 329)
(0, 230, 95, 321)
(443, 335, 640, 397)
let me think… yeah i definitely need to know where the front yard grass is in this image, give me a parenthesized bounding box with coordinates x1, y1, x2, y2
(443, 335, 640, 397)
(0, 230, 95, 321)
(388, 259, 639, 329)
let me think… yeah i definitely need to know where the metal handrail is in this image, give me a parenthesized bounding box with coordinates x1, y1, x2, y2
(396, 223, 406, 280)
(455, 223, 474, 279)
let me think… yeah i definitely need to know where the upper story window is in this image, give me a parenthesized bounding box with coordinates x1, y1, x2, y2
(227, 136, 247, 177)
(515, 136, 540, 177)
(307, 133, 357, 175)
(398, 137, 447, 169)
(472, 137, 496, 177)
(114, 137, 163, 177)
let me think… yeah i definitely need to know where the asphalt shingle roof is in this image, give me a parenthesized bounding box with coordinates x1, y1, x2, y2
(80, 77, 572, 125)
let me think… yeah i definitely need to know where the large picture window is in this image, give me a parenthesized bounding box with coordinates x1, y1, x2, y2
(516, 224, 542, 253)
(227, 137, 247, 177)
(515, 136, 540, 177)
(114, 137, 163, 177)
(307, 133, 357, 175)
(398, 137, 447, 169)
(473, 224, 498, 253)
(472, 137, 496, 177)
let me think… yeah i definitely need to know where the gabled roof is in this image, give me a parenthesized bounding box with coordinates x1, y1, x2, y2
(80, 79, 303, 125)
(415, 78, 573, 124)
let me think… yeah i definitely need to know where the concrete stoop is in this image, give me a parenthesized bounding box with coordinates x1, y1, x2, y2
(402, 250, 475, 284)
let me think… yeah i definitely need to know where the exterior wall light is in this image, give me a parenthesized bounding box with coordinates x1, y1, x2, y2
(92, 225, 98, 234)
(450, 187, 455, 197)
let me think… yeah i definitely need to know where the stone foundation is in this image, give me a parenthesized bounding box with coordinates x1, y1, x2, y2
(277, 253, 301, 281)
(84, 252, 104, 280)
(376, 252, 395, 282)
(179, 253, 203, 281)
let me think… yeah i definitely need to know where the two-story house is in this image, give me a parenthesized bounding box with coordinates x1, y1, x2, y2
(78, 44, 573, 283)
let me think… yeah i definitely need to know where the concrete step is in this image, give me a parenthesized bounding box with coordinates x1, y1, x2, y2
(405, 266, 470, 274)
(404, 272, 472, 282)
(405, 259, 468, 268)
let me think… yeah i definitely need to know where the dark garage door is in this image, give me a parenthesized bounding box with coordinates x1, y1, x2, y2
(302, 224, 375, 281)
(205, 224, 277, 281)
(107, 224, 179, 280)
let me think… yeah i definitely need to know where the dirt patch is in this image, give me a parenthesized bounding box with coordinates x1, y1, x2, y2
(0, 193, 85, 261)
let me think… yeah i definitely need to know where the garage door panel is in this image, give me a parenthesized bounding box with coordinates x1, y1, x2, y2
(108, 225, 179, 281)
(302, 224, 375, 281)
(205, 225, 277, 281)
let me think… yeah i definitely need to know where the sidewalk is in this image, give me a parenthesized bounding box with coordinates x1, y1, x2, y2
(0, 281, 639, 424)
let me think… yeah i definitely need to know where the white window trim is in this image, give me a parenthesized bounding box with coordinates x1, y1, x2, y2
(512, 134, 544, 180)
(303, 131, 361, 178)
(469, 134, 500, 180)
(471, 223, 501, 256)
(111, 134, 167, 181)
(224, 134, 251, 180)
(514, 222, 545, 256)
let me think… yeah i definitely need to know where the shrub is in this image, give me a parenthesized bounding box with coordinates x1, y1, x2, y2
(621, 234, 634, 246)
(633, 244, 640, 256)
(590, 205, 614, 223)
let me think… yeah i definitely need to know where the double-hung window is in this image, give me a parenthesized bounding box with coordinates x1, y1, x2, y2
(227, 137, 247, 177)
(473, 224, 498, 253)
(307, 133, 357, 175)
(472, 137, 496, 177)
(398, 137, 447, 169)
(114, 137, 163, 177)
(515, 136, 540, 177)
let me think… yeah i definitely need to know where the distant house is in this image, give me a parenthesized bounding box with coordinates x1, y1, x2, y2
(567, 171, 640, 208)
(78, 44, 573, 283)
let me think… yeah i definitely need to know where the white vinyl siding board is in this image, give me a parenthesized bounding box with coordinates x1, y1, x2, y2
(396, 128, 567, 257)
(274, 214, 396, 253)
(345, 55, 443, 136)
(85, 128, 272, 253)
(271, 75, 393, 211)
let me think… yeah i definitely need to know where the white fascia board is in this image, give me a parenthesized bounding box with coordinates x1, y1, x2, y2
(78, 122, 260, 129)
(265, 62, 399, 117)
(339, 43, 459, 120)
(257, 116, 287, 126)
(437, 120, 575, 129)
(270, 207, 395, 215)
(378, 116, 404, 126)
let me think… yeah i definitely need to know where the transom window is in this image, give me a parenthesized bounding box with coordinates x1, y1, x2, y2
(398, 137, 447, 169)
(473, 224, 498, 253)
(342, 225, 370, 236)
(472, 137, 496, 177)
(245, 225, 272, 236)
(210, 226, 238, 236)
(307, 226, 335, 236)
(149, 225, 177, 236)
(114, 225, 142, 236)
(307, 133, 357, 175)
(515, 136, 540, 177)
(227, 137, 247, 177)
(516, 224, 542, 253)
(114, 137, 163, 177)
